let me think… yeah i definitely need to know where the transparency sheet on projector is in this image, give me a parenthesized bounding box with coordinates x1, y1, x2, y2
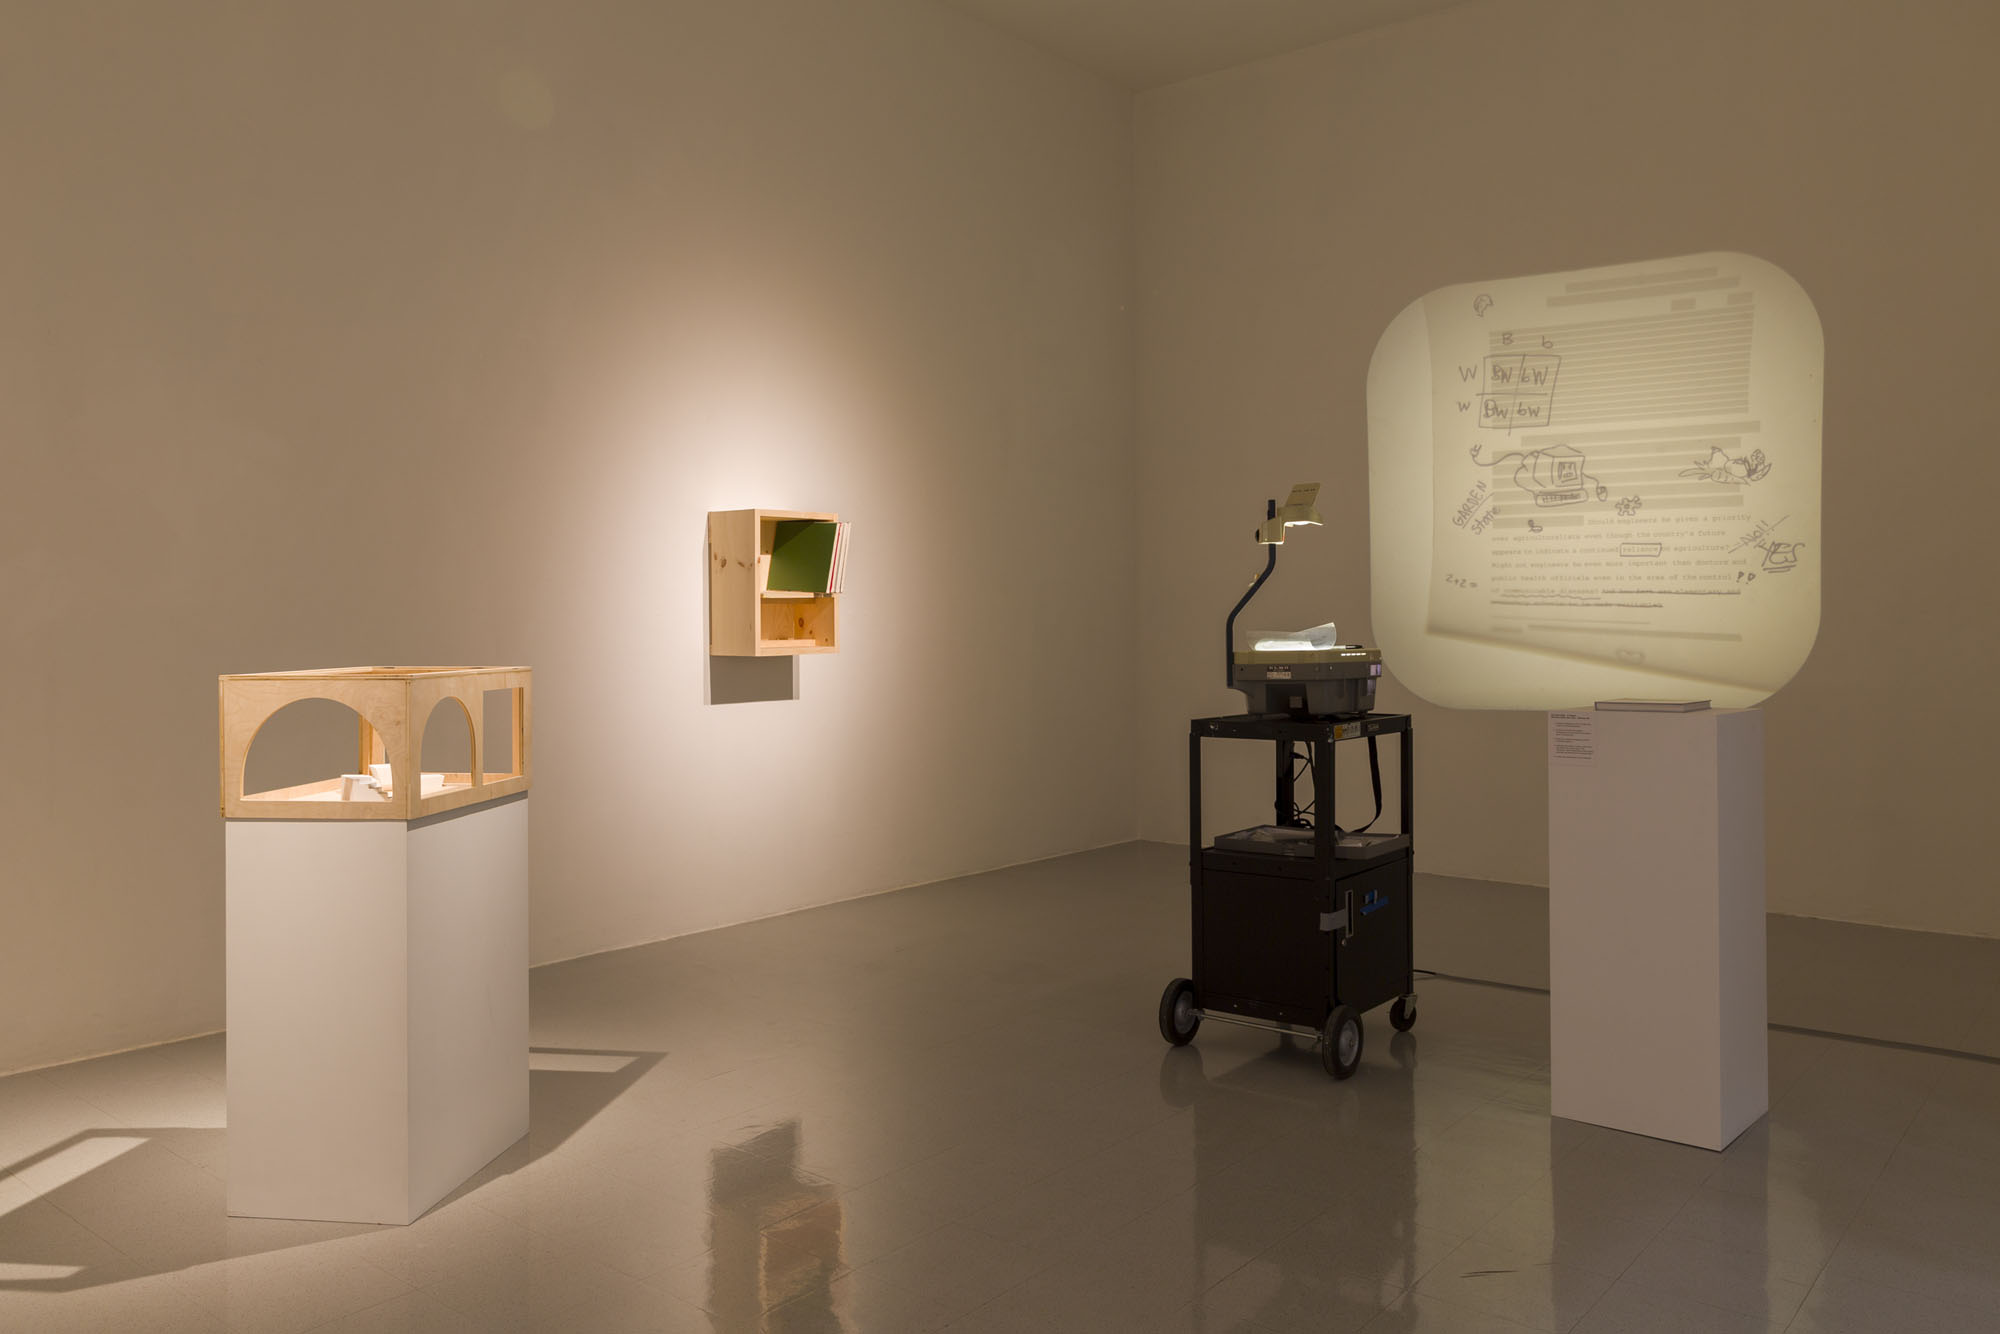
(1420, 252, 1821, 690)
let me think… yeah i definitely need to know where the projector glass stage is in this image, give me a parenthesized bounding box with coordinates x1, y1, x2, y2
(1367, 252, 1822, 709)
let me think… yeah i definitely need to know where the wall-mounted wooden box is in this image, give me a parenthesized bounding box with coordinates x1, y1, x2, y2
(708, 509, 841, 656)
(219, 665, 532, 820)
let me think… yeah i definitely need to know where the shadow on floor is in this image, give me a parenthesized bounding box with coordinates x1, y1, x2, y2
(0, 1046, 659, 1294)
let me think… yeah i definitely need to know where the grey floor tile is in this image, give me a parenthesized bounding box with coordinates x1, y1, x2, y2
(1195, 1258, 1402, 1333)
(0, 1270, 226, 1333)
(171, 1246, 415, 1334)
(1526, 1158, 1704, 1234)
(1872, 1138, 2000, 1210)
(332, 1199, 540, 1287)
(1568, 1279, 1785, 1334)
(1766, 1043, 1945, 1144)
(417, 1244, 653, 1329)
(0, 1193, 138, 1282)
(764, 1268, 956, 1334)
(1146, 1304, 1292, 1334)
(1413, 1236, 1618, 1331)
(1467, 1189, 1664, 1277)
(1823, 1220, 2000, 1318)
(1260, 1205, 1466, 1294)
(0, 1075, 138, 1168)
(1658, 1181, 1857, 1268)
(1700, 1117, 1890, 1208)
(1613, 1229, 1817, 1326)
(566, 1280, 727, 1334)
(1900, 1089, 2000, 1168)
(3, 844, 2000, 1334)
(299, 1290, 488, 1334)
(1360, 1287, 1546, 1331)
(1788, 1266, 2000, 1334)
(1848, 1171, 2000, 1258)
(1765, 1030, 1832, 1100)
(957, 1156, 1184, 1261)
(933, 1243, 1202, 1334)
(850, 1221, 1051, 1322)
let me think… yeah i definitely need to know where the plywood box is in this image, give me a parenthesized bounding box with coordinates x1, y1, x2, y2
(708, 509, 841, 656)
(220, 665, 531, 821)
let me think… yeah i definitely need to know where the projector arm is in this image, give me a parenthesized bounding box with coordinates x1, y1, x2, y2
(1224, 499, 1278, 689)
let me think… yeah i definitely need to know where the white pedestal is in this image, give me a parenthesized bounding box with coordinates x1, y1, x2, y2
(226, 796, 530, 1224)
(1548, 710, 1766, 1151)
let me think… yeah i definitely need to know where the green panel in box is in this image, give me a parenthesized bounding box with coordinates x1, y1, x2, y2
(767, 520, 836, 594)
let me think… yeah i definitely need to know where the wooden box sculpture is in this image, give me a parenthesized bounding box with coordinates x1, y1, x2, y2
(708, 509, 844, 656)
(219, 665, 532, 1224)
(219, 664, 532, 819)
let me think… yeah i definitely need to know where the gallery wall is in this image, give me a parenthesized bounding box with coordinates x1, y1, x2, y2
(0, 0, 1136, 1074)
(1130, 0, 2000, 935)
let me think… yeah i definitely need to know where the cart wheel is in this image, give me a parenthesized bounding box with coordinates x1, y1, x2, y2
(1321, 1005, 1363, 1079)
(1158, 978, 1201, 1046)
(1389, 994, 1418, 1032)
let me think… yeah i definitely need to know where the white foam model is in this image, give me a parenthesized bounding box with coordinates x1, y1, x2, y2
(1369, 253, 1822, 709)
(225, 797, 529, 1224)
(1548, 710, 1766, 1150)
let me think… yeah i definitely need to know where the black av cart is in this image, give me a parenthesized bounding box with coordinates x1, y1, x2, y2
(1159, 711, 1416, 1079)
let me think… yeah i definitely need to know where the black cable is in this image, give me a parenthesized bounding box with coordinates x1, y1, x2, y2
(1288, 739, 1382, 835)
(1283, 743, 1314, 827)
(1351, 737, 1383, 835)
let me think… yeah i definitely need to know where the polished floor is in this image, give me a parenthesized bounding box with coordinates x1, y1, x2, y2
(3, 842, 1999, 1332)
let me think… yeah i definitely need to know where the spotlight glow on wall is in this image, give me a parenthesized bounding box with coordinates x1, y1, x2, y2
(1367, 252, 1822, 709)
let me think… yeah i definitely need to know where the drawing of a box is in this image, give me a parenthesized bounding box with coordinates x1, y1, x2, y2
(1519, 445, 1588, 506)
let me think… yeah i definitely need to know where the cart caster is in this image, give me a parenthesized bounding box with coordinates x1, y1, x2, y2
(1389, 994, 1417, 1032)
(1159, 978, 1201, 1047)
(1321, 1005, 1363, 1079)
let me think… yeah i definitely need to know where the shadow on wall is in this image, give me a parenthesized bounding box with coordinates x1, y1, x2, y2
(0, 1046, 659, 1294)
(709, 655, 799, 705)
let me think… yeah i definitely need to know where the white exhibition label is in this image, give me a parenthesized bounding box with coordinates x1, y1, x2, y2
(1549, 711, 1595, 766)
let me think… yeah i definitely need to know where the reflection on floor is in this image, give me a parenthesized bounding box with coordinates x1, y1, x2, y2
(1, 841, 1997, 1331)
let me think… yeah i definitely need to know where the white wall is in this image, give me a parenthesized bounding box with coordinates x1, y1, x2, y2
(0, 0, 1136, 1074)
(1132, 0, 2000, 935)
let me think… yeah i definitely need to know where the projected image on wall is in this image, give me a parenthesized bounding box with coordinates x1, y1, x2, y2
(1368, 252, 1821, 709)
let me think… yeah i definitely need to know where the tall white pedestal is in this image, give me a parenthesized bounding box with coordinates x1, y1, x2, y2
(226, 796, 530, 1224)
(1548, 710, 1766, 1151)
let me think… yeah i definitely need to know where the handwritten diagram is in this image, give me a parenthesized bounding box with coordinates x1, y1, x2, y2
(1478, 352, 1561, 431)
(1469, 442, 1608, 508)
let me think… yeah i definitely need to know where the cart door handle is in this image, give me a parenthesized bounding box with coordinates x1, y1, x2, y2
(1319, 908, 1349, 934)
